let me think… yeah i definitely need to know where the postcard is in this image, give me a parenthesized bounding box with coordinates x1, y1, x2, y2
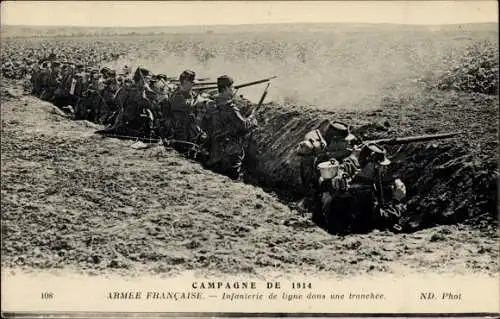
(1, 1, 498, 318)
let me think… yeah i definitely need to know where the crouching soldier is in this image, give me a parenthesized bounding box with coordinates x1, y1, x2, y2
(204, 75, 258, 180)
(296, 121, 357, 217)
(317, 143, 406, 234)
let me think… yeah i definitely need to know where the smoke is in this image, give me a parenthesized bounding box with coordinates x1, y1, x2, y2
(103, 31, 496, 111)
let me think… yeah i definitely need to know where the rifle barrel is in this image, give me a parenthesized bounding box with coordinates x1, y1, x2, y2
(169, 80, 217, 85)
(369, 132, 462, 145)
(193, 76, 277, 91)
(257, 83, 270, 106)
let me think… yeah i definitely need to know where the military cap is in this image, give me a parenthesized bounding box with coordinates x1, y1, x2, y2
(217, 75, 234, 89)
(179, 70, 196, 82)
(324, 121, 356, 141)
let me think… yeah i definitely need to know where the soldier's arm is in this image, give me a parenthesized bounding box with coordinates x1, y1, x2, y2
(230, 105, 257, 132)
(340, 156, 360, 177)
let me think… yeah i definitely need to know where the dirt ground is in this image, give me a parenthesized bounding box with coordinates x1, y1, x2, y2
(1, 79, 498, 278)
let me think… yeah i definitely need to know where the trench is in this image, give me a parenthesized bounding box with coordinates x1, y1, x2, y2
(34, 87, 500, 234)
(241, 100, 498, 233)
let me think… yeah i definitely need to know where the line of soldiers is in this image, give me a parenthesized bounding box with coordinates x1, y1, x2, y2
(27, 61, 258, 181)
(297, 122, 407, 234)
(21, 58, 406, 233)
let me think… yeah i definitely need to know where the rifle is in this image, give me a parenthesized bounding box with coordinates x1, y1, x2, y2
(167, 77, 213, 83)
(249, 82, 271, 117)
(243, 82, 272, 151)
(359, 131, 462, 146)
(193, 76, 277, 92)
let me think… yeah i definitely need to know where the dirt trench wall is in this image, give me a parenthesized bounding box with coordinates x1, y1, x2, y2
(244, 102, 395, 198)
(244, 101, 498, 231)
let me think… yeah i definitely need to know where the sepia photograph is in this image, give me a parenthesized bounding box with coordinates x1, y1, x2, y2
(1, 1, 499, 317)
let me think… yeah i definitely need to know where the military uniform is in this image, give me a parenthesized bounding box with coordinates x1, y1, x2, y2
(99, 71, 120, 124)
(103, 67, 157, 136)
(318, 143, 406, 234)
(204, 75, 257, 180)
(162, 70, 205, 153)
(297, 121, 356, 213)
(168, 88, 200, 141)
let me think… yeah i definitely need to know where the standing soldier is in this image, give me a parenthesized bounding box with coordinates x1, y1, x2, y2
(41, 61, 61, 101)
(204, 75, 258, 180)
(164, 70, 204, 153)
(99, 69, 120, 125)
(30, 61, 43, 96)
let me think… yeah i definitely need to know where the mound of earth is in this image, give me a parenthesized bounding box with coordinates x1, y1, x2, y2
(1, 79, 498, 277)
(247, 89, 498, 231)
(435, 41, 499, 95)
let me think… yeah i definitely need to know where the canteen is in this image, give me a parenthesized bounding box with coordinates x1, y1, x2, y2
(317, 159, 340, 180)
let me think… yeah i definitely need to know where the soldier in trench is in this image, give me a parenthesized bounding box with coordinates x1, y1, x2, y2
(317, 143, 407, 234)
(202, 75, 258, 180)
(296, 121, 358, 220)
(163, 70, 207, 154)
(102, 67, 156, 136)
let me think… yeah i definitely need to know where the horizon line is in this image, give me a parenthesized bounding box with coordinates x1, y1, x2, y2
(2, 21, 498, 28)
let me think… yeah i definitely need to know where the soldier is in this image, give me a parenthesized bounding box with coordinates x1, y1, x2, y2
(318, 143, 406, 234)
(297, 121, 357, 213)
(204, 75, 258, 180)
(30, 61, 42, 96)
(101, 67, 156, 137)
(37, 61, 52, 96)
(164, 70, 205, 153)
(41, 61, 62, 101)
(53, 63, 72, 106)
(99, 70, 121, 125)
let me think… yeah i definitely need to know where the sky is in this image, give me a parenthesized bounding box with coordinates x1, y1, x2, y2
(1, 1, 498, 27)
